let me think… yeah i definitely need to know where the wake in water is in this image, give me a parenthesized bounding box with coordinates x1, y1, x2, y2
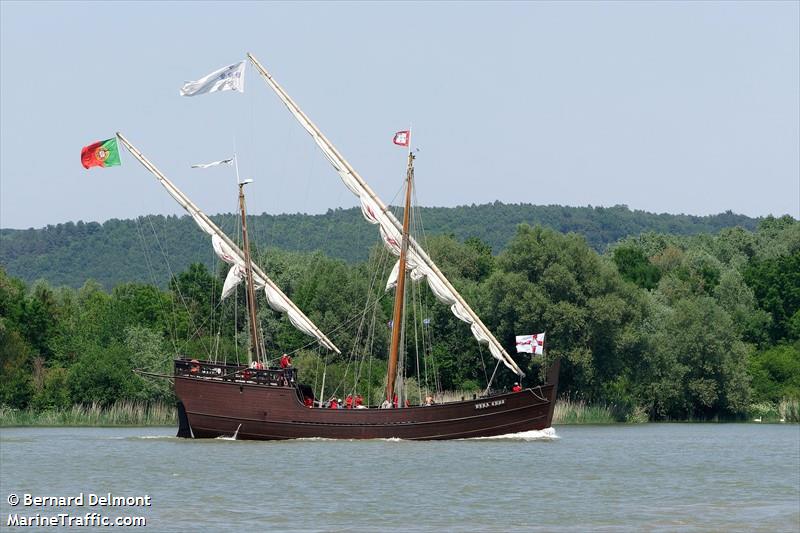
(295, 430, 558, 442)
(466, 427, 559, 441)
(215, 424, 242, 441)
(130, 427, 558, 442)
(110, 435, 177, 441)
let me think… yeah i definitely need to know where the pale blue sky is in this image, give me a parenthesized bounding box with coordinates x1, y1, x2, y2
(1, 1, 798, 229)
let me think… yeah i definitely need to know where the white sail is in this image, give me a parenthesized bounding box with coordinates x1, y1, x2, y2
(116, 132, 341, 354)
(247, 54, 524, 376)
(212, 234, 265, 294)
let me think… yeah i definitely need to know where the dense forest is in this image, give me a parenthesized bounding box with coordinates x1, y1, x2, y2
(0, 203, 759, 289)
(1, 213, 797, 421)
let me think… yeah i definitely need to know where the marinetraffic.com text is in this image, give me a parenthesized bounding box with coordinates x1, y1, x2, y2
(6, 492, 150, 528)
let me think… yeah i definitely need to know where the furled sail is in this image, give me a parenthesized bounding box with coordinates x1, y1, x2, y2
(115, 132, 341, 354)
(246, 54, 524, 376)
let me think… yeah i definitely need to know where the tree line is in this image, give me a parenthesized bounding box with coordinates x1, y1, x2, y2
(1, 203, 759, 290)
(1, 215, 797, 420)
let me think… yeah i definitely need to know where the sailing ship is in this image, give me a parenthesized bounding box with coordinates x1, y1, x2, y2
(123, 53, 560, 440)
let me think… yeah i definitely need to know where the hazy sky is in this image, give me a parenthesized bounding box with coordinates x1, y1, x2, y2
(1, 1, 798, 229)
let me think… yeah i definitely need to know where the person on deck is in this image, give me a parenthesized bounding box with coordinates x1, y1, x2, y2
(304, 397, 313, 408)
(424, 395, 435, 406)
(392, 393, 399, 409)
(329, 397, 339, 409)
(345, 395, 354, 409)
(380, 398, 392, 409)
(280, 354, 292, 369)
(512, 382, 522, 393)
(355, 395, 363, 408)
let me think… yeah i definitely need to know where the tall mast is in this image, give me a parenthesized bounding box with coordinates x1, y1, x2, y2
(115, 132, 341, 355)
(246, 54, 524, 376)
(386, 152, 414, 403)
(238, 181, 262, 364)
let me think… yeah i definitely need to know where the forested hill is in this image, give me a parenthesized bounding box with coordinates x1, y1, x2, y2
(1, 202, 759, 289)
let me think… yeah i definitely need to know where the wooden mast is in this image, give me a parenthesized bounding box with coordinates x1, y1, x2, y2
(114, 132, 341, 355)
(386, 151, 414, 403)
(238, 181, 262, 364)
(246, 54, 524, 376)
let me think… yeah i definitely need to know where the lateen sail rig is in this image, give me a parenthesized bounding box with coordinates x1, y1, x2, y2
(246, 53, 524, 376)
(116, 132, 341, 354)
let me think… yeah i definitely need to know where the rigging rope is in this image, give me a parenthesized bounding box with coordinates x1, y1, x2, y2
(410, 186, 443, 396)
(411, 277, 423, 405)
(133, 215, 180, 356)
(479, 343, 489, 388)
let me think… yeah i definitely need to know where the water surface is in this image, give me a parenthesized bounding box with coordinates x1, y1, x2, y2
(1, 424, 798, 532)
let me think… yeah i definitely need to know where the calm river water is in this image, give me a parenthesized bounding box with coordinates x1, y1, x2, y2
(1, 424, 798, 532)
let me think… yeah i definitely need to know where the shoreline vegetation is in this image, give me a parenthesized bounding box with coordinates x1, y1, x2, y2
(2, 217, 798, 425)
(2, 397, 797, 428)
(0, 401, 176, 427)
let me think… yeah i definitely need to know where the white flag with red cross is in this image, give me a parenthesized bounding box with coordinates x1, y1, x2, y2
(515, 332, 545, 355)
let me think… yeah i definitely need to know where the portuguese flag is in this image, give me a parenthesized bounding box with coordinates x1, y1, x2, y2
(81, 137, 121, 169)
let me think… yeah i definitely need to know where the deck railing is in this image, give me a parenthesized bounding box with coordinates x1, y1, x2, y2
(174, 358, 297, 386)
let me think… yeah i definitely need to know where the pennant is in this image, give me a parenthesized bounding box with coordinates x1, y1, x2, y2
(180, 61, 246, 97)
(191, 158, 233, 169)
(515, 333, 545, 355)
(393, 130, 410, 147)
(81, 138, 121, 169)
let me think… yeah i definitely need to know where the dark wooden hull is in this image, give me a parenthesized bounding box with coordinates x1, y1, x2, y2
(174, 361, 559, 441)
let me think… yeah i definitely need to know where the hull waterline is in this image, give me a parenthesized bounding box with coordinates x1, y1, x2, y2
(174, 359, 560, 441)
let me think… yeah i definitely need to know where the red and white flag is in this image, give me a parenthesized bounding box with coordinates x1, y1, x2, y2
(393, 130, 410, 147)
(515, 333, 545, 355)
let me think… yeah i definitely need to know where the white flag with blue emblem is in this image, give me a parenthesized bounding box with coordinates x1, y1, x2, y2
(180, 61, 246, 97)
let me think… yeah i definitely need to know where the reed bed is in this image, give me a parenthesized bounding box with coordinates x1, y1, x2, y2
(553, 397, 618, 424)
(435, 390, 640, 424)
(778, 398, 799, 423)
(0, 401, 176, 427)
(749, 398, 800, 423)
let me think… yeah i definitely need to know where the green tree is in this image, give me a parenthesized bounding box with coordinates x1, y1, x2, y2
(639, 297, 750, 419)
(485, 224, 649, 402)
(13, 280, 59, 360)
(0, 320, 34, 408)
(713, 269, 771, 346)
(124, 326, 173, 403)
(749, 342, 800, 402)
(30, 366, 71, 410)
(69, 344, 137, 406)
(0, 270, 35, 408)
(611, 246, 661, 289)
(744, 251, 800, 343)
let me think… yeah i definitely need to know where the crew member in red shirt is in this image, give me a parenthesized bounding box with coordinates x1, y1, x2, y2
(355, 395, 363, 408)
(329, 397, 339, 409)
(280, 354, 292, 369)
(512, 382, 522, 393)
(392, 393, 399, 408)
(345, 395, 354, 409)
